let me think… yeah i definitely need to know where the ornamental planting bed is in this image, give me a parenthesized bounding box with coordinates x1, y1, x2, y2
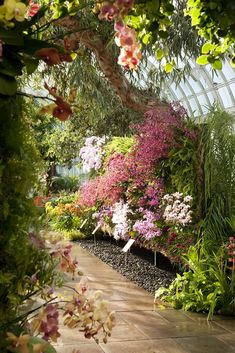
(77, 238, 175, 294)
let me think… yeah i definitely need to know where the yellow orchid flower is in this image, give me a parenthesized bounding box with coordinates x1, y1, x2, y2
(4, 0, 27, 22)
(6, 332, 30, 353)
(32, 342, 48, 353)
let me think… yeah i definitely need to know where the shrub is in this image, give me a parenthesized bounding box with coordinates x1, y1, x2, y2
(156, 244, 235, 318)
(50, 175, 79, 193)
(0, 96, 56, 324)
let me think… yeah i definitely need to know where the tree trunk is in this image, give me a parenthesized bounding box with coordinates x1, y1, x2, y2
(46, 160, 57, 195)
(57, 16, 168, 114)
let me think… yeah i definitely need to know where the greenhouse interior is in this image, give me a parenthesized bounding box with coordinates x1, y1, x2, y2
(0, 1, 235, 353)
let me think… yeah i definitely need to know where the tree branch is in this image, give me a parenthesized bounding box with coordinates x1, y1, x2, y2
(57, 16, 168, 114)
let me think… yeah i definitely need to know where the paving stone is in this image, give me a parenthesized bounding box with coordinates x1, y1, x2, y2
(175, 336, 235, 353)
(100, 338, 186, 353)
(55, 243, 235, 353)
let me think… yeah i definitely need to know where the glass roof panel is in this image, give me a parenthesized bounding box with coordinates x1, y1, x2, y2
(187, 76, 203, 94)
(188, 97, 199, 113)
(206, 91, 217, 105)
(218, 86, 233, 108)
(179, 80, 192, 96)
(197, 94, 210, 110)
(136, 56, 235, 117)
(209, 70, 225, 85)
(170, 82, 184, 99)
(198, 72, 211, 89)
(164, 60, 235, 116)
(229, 82, 235, 97)
(222, 61, 235, 77)
(183, 100, 193, 116)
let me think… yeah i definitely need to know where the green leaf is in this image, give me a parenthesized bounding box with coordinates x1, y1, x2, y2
(201, 42, 213, 54)
(191, 8, 201, 26)
(22, 38, 61, 55)
(129, 15, 142, 28)
(29, 337, 57, 353)
(0, 28, 24, 46)
(217, 29, 227, 37)
(196, 55, 208, 65)
(155, 287, 167, 298)
(209, 2, 218, 10)
(22, 56, 39, 75)
(147, 0, 159, 13)
(164, 62, 174, 73)
(2, 200, 9, 218)
(156, 48, 164, 60)
(158, 30, 168, 39)
(142, 33, 151, 44)
(187, 0, 196, 6)
(0, 54, 23, 77)
(164, 3, 175, 14)
(0, 73, 17, 96)
(212, 60, 222, 70)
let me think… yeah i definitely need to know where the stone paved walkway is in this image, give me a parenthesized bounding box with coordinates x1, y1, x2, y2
(54, 244, 235, 353)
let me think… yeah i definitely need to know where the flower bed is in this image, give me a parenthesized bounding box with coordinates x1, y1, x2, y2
(78, 239, 175, 294)
(46, 105, 199, 264)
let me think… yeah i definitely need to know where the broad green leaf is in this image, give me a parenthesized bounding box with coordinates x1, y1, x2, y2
(217, 29, 227, 37)
(207, 292, 216, 300)
(184, 302, 194, 311)
(158, 30, 168, 39)
(0, 73, 17, 96)
(218, 17, 229, 30)
(142, 33, 151, 44)
(212, 60, 222, 70)
(156, 48, 164, 60)
(155, 287, 166, 298)
(209, 2, 218, 10)
(0, 55, 23, 77)
(22, 56, 39, 75)
(147, 0, 159, 13)
(201, 42, 213, 54)
(187, 0, 196, 6)
(196, 55, 208, 65)
(164, 3, 175, 14)
(129, 15, 142, 28)
(23, 38, 61, 55)
(0, 28, 24, 46)
(29, 337, 57, 353)
(2, 200, 9, 218)
(164, 63, 174, 73)
(191, 8, 201, 26)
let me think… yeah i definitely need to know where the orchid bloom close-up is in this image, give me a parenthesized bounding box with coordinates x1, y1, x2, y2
(1, 0, 27, 22)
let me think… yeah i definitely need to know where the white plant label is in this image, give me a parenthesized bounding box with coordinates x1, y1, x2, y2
(121, 239, 135, 252)
(80, 218, 88, 229)
(92, 224, 101, 235)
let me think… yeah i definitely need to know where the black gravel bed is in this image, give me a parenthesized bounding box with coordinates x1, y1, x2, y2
(77, 239, 176, 294)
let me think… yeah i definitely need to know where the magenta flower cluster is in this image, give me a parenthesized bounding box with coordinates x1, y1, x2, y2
(133, 107, 184, 171)
(137, 179, 164, 208)
(133, 209, 162, 240)
(93, 205, 113, 226)
(77, 107, 196, 250)
(38, 304, 60, 342)
(79, 153, 130, 207)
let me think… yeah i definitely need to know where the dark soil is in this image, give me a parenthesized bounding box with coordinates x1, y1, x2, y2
(77, 237, 176, 294)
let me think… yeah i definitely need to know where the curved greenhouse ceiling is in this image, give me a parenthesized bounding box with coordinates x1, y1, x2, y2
(163, 60, 235, 117)
(139, 57, 235, 118)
